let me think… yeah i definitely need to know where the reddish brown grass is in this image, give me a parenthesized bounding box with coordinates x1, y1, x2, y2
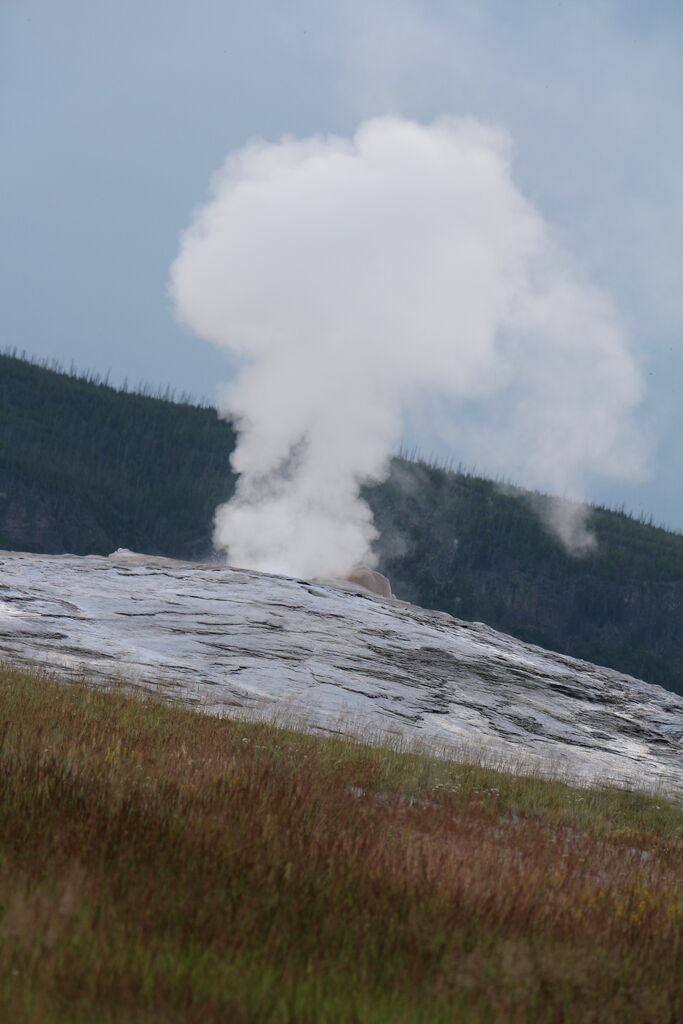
(0, 664, 681, 1022)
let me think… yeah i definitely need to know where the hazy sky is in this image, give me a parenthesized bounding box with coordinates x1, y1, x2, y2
(2, 1, 682, 529)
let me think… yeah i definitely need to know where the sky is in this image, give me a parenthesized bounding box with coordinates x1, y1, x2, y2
(2, 0, 682, 530)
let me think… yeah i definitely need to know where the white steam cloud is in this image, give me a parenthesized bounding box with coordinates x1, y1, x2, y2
(170, 115, 645, 576)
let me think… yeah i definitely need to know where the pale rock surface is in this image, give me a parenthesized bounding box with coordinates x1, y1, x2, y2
(0, 548, 681, 798)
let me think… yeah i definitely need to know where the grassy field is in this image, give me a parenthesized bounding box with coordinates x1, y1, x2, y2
(0, 663, 681, 1023)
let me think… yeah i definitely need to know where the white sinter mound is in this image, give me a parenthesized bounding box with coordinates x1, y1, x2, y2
(0, 548, 681, 798)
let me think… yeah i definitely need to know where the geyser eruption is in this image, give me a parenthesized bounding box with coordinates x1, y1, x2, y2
(170, 115, 644, 577)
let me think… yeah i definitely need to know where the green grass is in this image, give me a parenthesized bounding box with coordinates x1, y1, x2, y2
(1, 663, 681, 1022)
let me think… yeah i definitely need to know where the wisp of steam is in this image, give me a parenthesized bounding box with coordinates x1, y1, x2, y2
(170, 116, 644, 577)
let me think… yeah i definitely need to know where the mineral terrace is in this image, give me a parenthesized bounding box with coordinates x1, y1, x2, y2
(0, 548, 681, 798)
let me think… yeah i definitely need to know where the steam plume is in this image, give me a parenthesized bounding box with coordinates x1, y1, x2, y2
(170, 116, 644, 576)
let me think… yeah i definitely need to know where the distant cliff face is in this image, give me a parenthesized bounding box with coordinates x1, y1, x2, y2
(2, 353, 683, 696)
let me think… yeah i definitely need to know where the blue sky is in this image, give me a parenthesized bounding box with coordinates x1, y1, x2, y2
(2, 0, 682, 529)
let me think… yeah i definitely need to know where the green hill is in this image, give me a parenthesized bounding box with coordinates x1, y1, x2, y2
(369, 463, 683, 693)
(1, 350, 682, 694)
(0, 351, 236, 558)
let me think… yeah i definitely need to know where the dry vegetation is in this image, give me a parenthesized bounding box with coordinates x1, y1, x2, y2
(0, 663, 681, 1023)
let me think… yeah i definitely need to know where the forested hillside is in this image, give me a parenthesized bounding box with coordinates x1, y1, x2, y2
(0, 351, 236, 558)
(2, 351, 682, 694)
(370, 465, 683, 694)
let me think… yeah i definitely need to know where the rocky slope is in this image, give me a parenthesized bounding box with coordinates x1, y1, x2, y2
(1, 548, 681, 799)
(4, 352, 683, 694)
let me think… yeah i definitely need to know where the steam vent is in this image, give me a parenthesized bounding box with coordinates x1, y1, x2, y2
(345, 567, 394, 598)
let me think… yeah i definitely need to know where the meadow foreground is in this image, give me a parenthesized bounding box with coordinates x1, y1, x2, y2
(0, 665, 681, 1023)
